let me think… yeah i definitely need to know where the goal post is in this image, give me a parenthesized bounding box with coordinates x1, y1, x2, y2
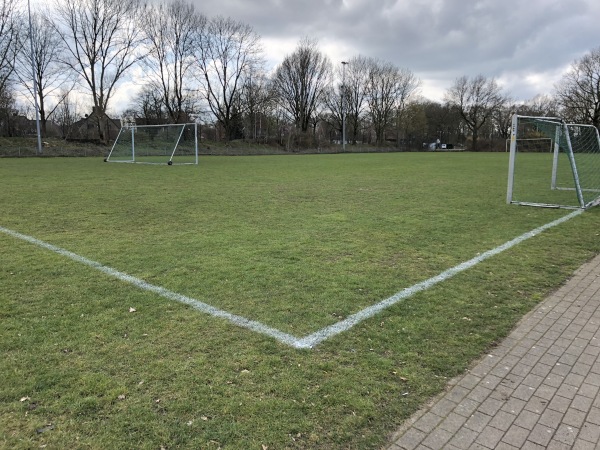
(106, 122, 199, 165)
(507, 114, 600, 209)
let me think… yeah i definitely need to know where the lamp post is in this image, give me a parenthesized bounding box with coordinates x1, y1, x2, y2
(341, 61, 348, 152)
(27, 0, 42, 155)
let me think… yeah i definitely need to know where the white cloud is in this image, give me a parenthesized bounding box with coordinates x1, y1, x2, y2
(186, 0, 599, 102)
(37, 0, 599, 112)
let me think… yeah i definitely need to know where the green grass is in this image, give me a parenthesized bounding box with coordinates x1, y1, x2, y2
(1, 153, 599, 449)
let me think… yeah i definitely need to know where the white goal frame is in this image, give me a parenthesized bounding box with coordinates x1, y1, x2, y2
(106, 122, 199, 165)
(507, 114, 600, 209)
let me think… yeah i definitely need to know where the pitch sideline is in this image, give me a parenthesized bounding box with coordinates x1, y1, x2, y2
(0, 209, 584, 349)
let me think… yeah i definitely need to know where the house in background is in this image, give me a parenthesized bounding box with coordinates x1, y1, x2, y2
(70, 107, 120, 142)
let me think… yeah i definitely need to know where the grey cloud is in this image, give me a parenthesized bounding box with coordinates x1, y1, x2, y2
(192, 0, 599, 101)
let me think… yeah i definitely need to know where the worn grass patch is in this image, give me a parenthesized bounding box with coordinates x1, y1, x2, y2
(1, 154, 599, 448)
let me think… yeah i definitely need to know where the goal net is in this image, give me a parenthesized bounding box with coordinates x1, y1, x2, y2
(507, 114, 600, 209)
(106, 122, 198, 165)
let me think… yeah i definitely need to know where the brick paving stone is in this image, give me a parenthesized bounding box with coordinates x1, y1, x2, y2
(577, 352, 597, 366)
(487, 410, 516, 431)
(467, 442, 490, 450)
(514, 409, 540, 430)
(530, 362, 553, 378)
(534, 383, 557, 401)
(512, 362, 534, 377)
(543, 442, 570, 450)
(571, 394, 594, 412)
(578, 422, 600, 443)
(538, 408, 564, 428)
(459, 373, 482, 390)
(523, 396, 550, 415)
(501, 424, 530, 448)
(572, 361, 593, 376)
(557, 349, 579, 366)
(429, 397, 457, 417)
(455, 398, 480, 418)
(438, 412, 468, 434)
(585, 373, 600, 387)
(477, 397, 504, 417)
(464, 411, 492, 433)
(555, 383, 579, 399)
(387, 254, 600, 450)
(551, 362, 572, 377)
(547, 395, 572, 414)
(501, 397, 527, 415)
(445, 385, 470, 403)
(413, 411, 443, 433)
(561, 407, 586, 428)
(586, 406, 600, 425)
(572, 439, 598, 450)
(552, 423, 579, 446)
(480, 374, 502, 390)
(526, 442, 551, 450)
(527, 423, 555, 447)
(563, 372, 585, 388)
(393, 427, 426, 450)
(473, 426, 504, 449)
(512, 384, 536, 402)
(468, 385, 493, 403)
(545, 372, 566, 388)
(522, 373, 545, 389)
(447, 426, 478, 449)
(540, 352, 561, 366)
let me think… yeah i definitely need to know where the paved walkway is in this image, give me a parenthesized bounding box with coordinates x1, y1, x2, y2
(388, 253, 600, 450)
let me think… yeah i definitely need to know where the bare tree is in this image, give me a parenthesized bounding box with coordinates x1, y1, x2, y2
(445, 75, 507, 151)
(54, 89, 81, 138)
(0, 87, 18, 136)
(196, 15, 262, 140)
(273, 37, 332, 134)
(343, 55, 371, 144)
(240, 71, 275, 141)
(52, 0, 143, 142)
(128, 84, 166, 123)
(142, 0, 204, 124)
(0, 0, 21, 95)
(555, 47, 600, 128)
(323, 57, 369, 145)
(15, 12, 73, 137)
(366, 59, 420, 145)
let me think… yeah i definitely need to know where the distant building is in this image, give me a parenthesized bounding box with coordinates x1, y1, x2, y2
(70, 107, 121, 142)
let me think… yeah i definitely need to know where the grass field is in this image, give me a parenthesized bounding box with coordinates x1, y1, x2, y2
(1, 153, 600, 449)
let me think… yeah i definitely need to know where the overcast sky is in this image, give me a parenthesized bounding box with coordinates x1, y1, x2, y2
(190, 0, 599, 103)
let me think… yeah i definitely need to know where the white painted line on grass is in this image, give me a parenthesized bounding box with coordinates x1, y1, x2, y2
(294, 209, 585, 348)
(0, 209, 584, 349)
(0, 226, 301, 348)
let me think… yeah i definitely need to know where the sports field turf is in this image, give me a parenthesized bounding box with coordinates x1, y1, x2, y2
(1, 153, 599, 448)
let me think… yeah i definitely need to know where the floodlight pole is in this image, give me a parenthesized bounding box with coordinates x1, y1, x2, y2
(341, 61, 348, 152)
(27, 0, 43, 155)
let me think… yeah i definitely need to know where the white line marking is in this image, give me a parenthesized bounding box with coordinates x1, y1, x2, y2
(295, 209, 584, 348)
(0, 226, 301, 348)
(0, 209, 584, 349)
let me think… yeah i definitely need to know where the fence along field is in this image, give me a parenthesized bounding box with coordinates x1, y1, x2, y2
(1, 153, 599, 448)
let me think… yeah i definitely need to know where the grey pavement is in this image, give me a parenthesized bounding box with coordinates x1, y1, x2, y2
(388, 253, 600, 450)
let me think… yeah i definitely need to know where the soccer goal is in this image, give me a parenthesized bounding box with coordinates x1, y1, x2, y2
(507, 114, 600, 209)
(106, 122, 199, 165)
